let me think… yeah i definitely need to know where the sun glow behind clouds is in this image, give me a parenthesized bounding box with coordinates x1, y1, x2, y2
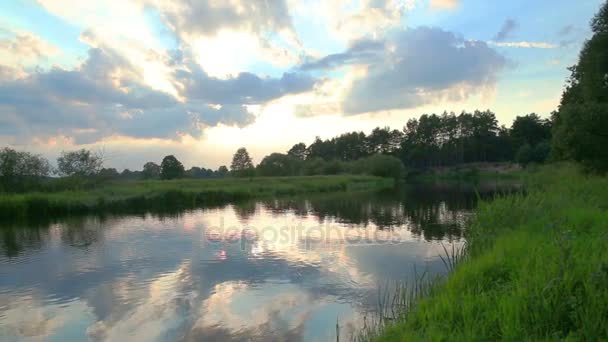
(193, 30, 260, 78)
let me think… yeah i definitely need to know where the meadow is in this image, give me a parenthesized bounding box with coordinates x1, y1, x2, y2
(0, 175, 392, 221)
(367, 163, 608, 341)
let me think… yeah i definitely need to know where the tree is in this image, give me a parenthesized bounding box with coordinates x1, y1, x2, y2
(287, 143, 308, 160)
(353, 154, 405, 179)
(552, 103, 608, 171)
(552, 2, 608, 172)
(185, 166, 214, 178)
(217, 165, 229, 176)
(0, 147, 51, 192)
(511, 114, 552, 149)
(98, 168, 119, 180)
(230, 148, 254, 176)
(57, 149, 103, 177)
(515, 144, 534, 166)
(257, 153, 301, 176)
(160, 155, 185, 180)
(142, 162, 161, 179)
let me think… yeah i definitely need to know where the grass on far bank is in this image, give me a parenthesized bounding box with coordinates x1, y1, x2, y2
(0, 175, 392, 222)
(409, 162, 524, 183)
(368, 163, 608, 341)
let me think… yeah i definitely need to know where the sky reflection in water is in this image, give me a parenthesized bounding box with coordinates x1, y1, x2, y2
(0, 183, 514, 341)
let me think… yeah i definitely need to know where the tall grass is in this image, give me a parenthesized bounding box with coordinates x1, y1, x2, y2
(0, 175, 392, 222)
(367, 163, 608, 341)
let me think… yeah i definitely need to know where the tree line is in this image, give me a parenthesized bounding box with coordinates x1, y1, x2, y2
(1, 1, 606, 192)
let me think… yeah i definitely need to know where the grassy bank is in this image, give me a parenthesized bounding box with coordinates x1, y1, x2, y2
(373, 163, 608, 340)
(0, 175, 392, 222)
(409, 162, 524, 183)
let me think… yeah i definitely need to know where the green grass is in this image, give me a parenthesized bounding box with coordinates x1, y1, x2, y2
(410, 168, 524, 183)
(0, 175, 392, 221)
(371, 163, 608, 341)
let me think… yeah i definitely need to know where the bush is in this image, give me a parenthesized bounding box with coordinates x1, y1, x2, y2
(352, 154, 405, 179)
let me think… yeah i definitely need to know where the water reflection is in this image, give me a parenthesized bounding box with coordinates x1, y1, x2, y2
(0, 182, 517, 341)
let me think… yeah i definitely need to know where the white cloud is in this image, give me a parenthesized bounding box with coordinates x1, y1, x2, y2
(0, 31, 60, 68)
(490, 41, 559, 49)
(429, 0, 459, 10)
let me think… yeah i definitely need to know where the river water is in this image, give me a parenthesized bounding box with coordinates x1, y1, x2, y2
(0, 182, 514, 341)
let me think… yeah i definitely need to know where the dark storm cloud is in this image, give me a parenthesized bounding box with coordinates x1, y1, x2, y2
(0, 44, 315, 143)
(336, 27, 507, 114)
(493, 19, 518, 41)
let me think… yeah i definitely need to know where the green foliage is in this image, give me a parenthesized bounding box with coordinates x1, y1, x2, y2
(553, 103, 608, 172)
(217, 165, 229, 176)
(515, 144, 534, 166)
(352, 154, 405, 180)
(399, 110, 515, 168)
(371, 164, 608, 341)
(142, 162, 161, 179)
(592, 1, 608, 34)
(287, 143, 308, 160)
(0, 147, 51, 192)
(553, 2, 608, 172)
(0, 175, 392, 221)
(257, 153, 302, 177)
(230, 147, 254, 177)
(57, 149, 103, 177)
(510, 113, 552, 149)
(160, 155, 185, 180)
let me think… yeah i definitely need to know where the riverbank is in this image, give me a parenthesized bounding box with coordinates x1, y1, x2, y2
(0, 175, 392, 221)
(408, 162, 524, 183)
(373, 163, 608, 340)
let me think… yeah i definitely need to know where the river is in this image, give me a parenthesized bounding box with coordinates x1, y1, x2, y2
(0, 182, 516, 341)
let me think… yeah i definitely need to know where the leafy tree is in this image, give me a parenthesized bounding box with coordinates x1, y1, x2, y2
(98, 168, 119, 180)
(307, 137, 336, 161)
(532, 141, 551, 164)
(511, 114, 552, 149)
(257, 153, 301, 176)
(142, 162, 161, 179)
(287, 143, 308, 160)
(217, 165, 229, 176)
(57, 149, 103, 177)
(553, 103, 608, 171)
(553, 2, 608, 172)
(353, 154, 405, 179)
(119, 169, 143, 180)
(302, 157, 326, 175)
(160, 155, 185, 180)
(0, 147, 51, 192)
(515, 144, 534, 166)
(185, 167, 214, 178)
(230, 148, 254, 176)
(334, 132, 368, 161)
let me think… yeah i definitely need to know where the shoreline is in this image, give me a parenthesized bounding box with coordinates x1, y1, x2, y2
(0, 175, 393, 222)
(366, 163, 608, 340)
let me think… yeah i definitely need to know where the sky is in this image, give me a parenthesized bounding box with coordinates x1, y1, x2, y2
(0, 0, 604, 170)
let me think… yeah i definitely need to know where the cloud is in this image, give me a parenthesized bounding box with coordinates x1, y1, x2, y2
(0, 44, 318, 143)
(558, 25, 575, 36)
(174, 52, 317, 105)
(145, 0, 295, 39)
(316, 0, 410, 42)
(300, 27, 507, 114)
(429, 0, 459, 10)
(490, 41, 558, 49)
(299, 38, 385, 71)
(493, 19, 518, 41)
(0, 31, 60, 68)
